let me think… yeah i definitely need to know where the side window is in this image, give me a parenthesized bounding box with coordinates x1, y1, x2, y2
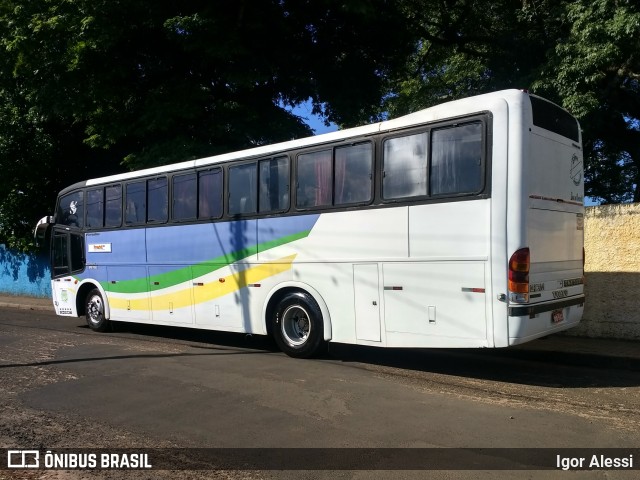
(430, 123, 482, 195)
(58, 191, 84, 228)
(296, 150, 332, 208)
(86, 188, 104, 228)
(335, 143, 372, 205)
(383, 132, 428, 199)
(105, 185, 122, 228)
(198, 168, 223, 219)
(125, 181, 145, 225)
(173, 173, 197, 221)
(229, 163, 257, 215)
(259, 156, 289, 213)
(147, 177, 168, 223)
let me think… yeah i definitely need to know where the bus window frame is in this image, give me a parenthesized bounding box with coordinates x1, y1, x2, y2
(258, 155, 291, 215)
(104, 184, 123, 229)
(60, 113, 491, 234)
(146, 176, 169, 224)
(196, 167, 224, 221)
(294, 140, 375, 212)
(380, 114, 490, 204)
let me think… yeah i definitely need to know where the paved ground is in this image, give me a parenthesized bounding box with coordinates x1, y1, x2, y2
(1, 296, 639, 480)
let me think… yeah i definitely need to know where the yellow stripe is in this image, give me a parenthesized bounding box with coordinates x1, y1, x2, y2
(108, 255, 296, 311)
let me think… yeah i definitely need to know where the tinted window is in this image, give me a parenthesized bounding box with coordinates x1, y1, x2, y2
(70, 233, 84, 273)
(105, 185, 122, 228)
(335, 143, 372, 205)
(52, 233, 69, 277)
(147, 177, 168, 223)
(297, 150, 332, 208)
(430, 123, 482, 195)
(125, 182, 145, 224)
(199, 169, 223, 219)
(86, 188, 103, 228)
(58, 191, 84, 228)
(229, 163, 257, 215)
(259, 156, 289, 213)
(530, 96, 579, 142)
(383, 133, 428, 199)
(173, 173, 197, 221)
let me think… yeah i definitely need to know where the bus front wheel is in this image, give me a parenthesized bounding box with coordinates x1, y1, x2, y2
(272, 292, 326, 358)
(85, 289, 110, 332)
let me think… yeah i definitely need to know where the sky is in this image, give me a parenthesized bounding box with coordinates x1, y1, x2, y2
(290, 99, 338, 135)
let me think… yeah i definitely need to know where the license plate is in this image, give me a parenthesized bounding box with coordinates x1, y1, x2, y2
(552, 309, 564, 324)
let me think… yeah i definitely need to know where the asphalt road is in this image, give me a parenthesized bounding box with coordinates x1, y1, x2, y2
(1, 307, 639, 479)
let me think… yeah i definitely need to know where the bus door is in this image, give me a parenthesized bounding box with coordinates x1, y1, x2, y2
(51, 226, 85, 316)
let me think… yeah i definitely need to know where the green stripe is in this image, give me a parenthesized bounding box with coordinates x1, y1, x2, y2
(103, 229, 311, 294)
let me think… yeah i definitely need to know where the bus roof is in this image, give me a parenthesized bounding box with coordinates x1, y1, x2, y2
(83, 89, 530, 188)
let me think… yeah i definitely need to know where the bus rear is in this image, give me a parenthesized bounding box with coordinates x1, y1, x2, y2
(507, 94, 585, 344)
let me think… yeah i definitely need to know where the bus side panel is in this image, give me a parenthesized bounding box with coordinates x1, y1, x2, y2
(383, 200, 490, 348)
(408, 201, 489, 259)
(106, 266, 150, 322)
(383, 262, 487, 347)
(283, 208, 409, 262)
(285, 208, 409, 345)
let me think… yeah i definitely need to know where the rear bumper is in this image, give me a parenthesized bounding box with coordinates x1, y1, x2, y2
(508, 295, 585, 317)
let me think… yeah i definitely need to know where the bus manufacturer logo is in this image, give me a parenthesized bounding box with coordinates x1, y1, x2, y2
(570, 154, 582, 186)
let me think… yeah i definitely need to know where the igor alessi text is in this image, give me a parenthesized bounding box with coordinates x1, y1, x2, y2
(557, 454, 633, 471)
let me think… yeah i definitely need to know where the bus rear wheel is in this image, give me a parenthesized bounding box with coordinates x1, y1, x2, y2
(272, 292, 326, 358)
(85, 289, 110, 332)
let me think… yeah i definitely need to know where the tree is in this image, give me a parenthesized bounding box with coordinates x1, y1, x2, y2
(0, 0, 413, 250)
(534, 0, 640, 203)
(382, 0, 566, 116)
(383, 0, 640, 203)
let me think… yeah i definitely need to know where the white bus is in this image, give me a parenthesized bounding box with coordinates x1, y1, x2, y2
(35, 89, 585, 358)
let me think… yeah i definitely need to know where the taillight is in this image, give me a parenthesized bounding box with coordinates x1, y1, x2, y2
(508, 247, 530, 303)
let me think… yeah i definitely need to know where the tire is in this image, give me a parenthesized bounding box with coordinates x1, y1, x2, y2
(272, 292, 327, 358)
(85, 288, 110, 332)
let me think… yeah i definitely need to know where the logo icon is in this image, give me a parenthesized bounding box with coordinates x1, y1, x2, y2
(7, 450, 40, 469)
(570, 154, 582, 186)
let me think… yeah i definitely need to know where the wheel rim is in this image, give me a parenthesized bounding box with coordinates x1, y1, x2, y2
(281, 305, 310, 347)
(87, 295, 103, 325)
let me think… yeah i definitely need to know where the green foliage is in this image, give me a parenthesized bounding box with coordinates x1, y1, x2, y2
(0, 0, 412, 250)
(534, 0, 640, 203)
(386, 0, 640, 203)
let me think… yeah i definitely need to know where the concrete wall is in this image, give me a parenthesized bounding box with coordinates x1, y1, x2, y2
(0, 245, 51, 298)
(565, 203, 640, 340)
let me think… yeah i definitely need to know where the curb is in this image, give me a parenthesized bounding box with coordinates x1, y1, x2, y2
(0, 301, 54, 312)
(486, 344, 640, 372)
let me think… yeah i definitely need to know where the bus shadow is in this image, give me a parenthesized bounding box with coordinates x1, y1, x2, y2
(77, 324, 639, 388)
(326, 343, 640, 389)
(78, 322, 280, 353)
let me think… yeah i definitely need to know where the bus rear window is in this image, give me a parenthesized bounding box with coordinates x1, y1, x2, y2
(530, 96, 579, 142)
